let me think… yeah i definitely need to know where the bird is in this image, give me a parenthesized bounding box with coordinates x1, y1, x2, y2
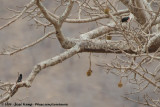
(121, 17, 130, 22)
(17, 74, 22, 82)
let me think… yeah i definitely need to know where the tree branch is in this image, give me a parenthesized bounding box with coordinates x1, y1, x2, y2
(58, 0, 74, 26)
(120, 0, 150, 25)
(80, 23, 117, 39)
(0, 0, 35, 30)
(25, 44, 81, 86)
(36, 0, 65, 46)
(0, 45, 81, 103)
(0, 31, 55, 55)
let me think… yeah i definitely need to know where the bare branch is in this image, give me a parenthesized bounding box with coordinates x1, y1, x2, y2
(59, 0, 74, 26)
(0, 31, 55, 55)
(0, 0, 35, 30)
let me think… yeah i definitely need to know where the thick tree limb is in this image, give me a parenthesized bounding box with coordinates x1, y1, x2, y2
(36, 0, 65, 46)
(0, 45, 80, 103)
(1, 0, 160, 105)
(80, 23, 117, 39)
(79, 39, 134, 53)
(25, 44, 80, 86)
(147, 34, 160, 52)
(144, 7, 160, 32)
(35, 0, 58, 26)
(120, 0, 150, 25)
(58, 0, 74, 26)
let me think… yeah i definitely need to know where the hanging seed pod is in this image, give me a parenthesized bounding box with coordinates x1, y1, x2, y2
(104, 7, 110, 14)
(87, 69, 92, 77)
(118, 80, 123, 88)
(87, 52, 92, 77)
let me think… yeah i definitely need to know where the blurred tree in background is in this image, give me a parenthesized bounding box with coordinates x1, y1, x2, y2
(0, 0, 160, 106)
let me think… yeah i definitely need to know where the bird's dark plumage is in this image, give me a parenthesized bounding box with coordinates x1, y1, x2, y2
(17, 74, 22, 82)
(121, 17, 130, 22)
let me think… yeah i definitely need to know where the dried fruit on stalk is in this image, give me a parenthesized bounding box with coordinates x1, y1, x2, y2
(118, 80, 123, 88)
(87, 69, 92, 77)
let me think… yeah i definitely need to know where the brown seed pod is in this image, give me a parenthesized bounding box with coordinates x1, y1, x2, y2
(104, 7, 110, 14)
(106, 35, 112, 40)
(87, 69, 92, 76)
(118, 80, 123, 88)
